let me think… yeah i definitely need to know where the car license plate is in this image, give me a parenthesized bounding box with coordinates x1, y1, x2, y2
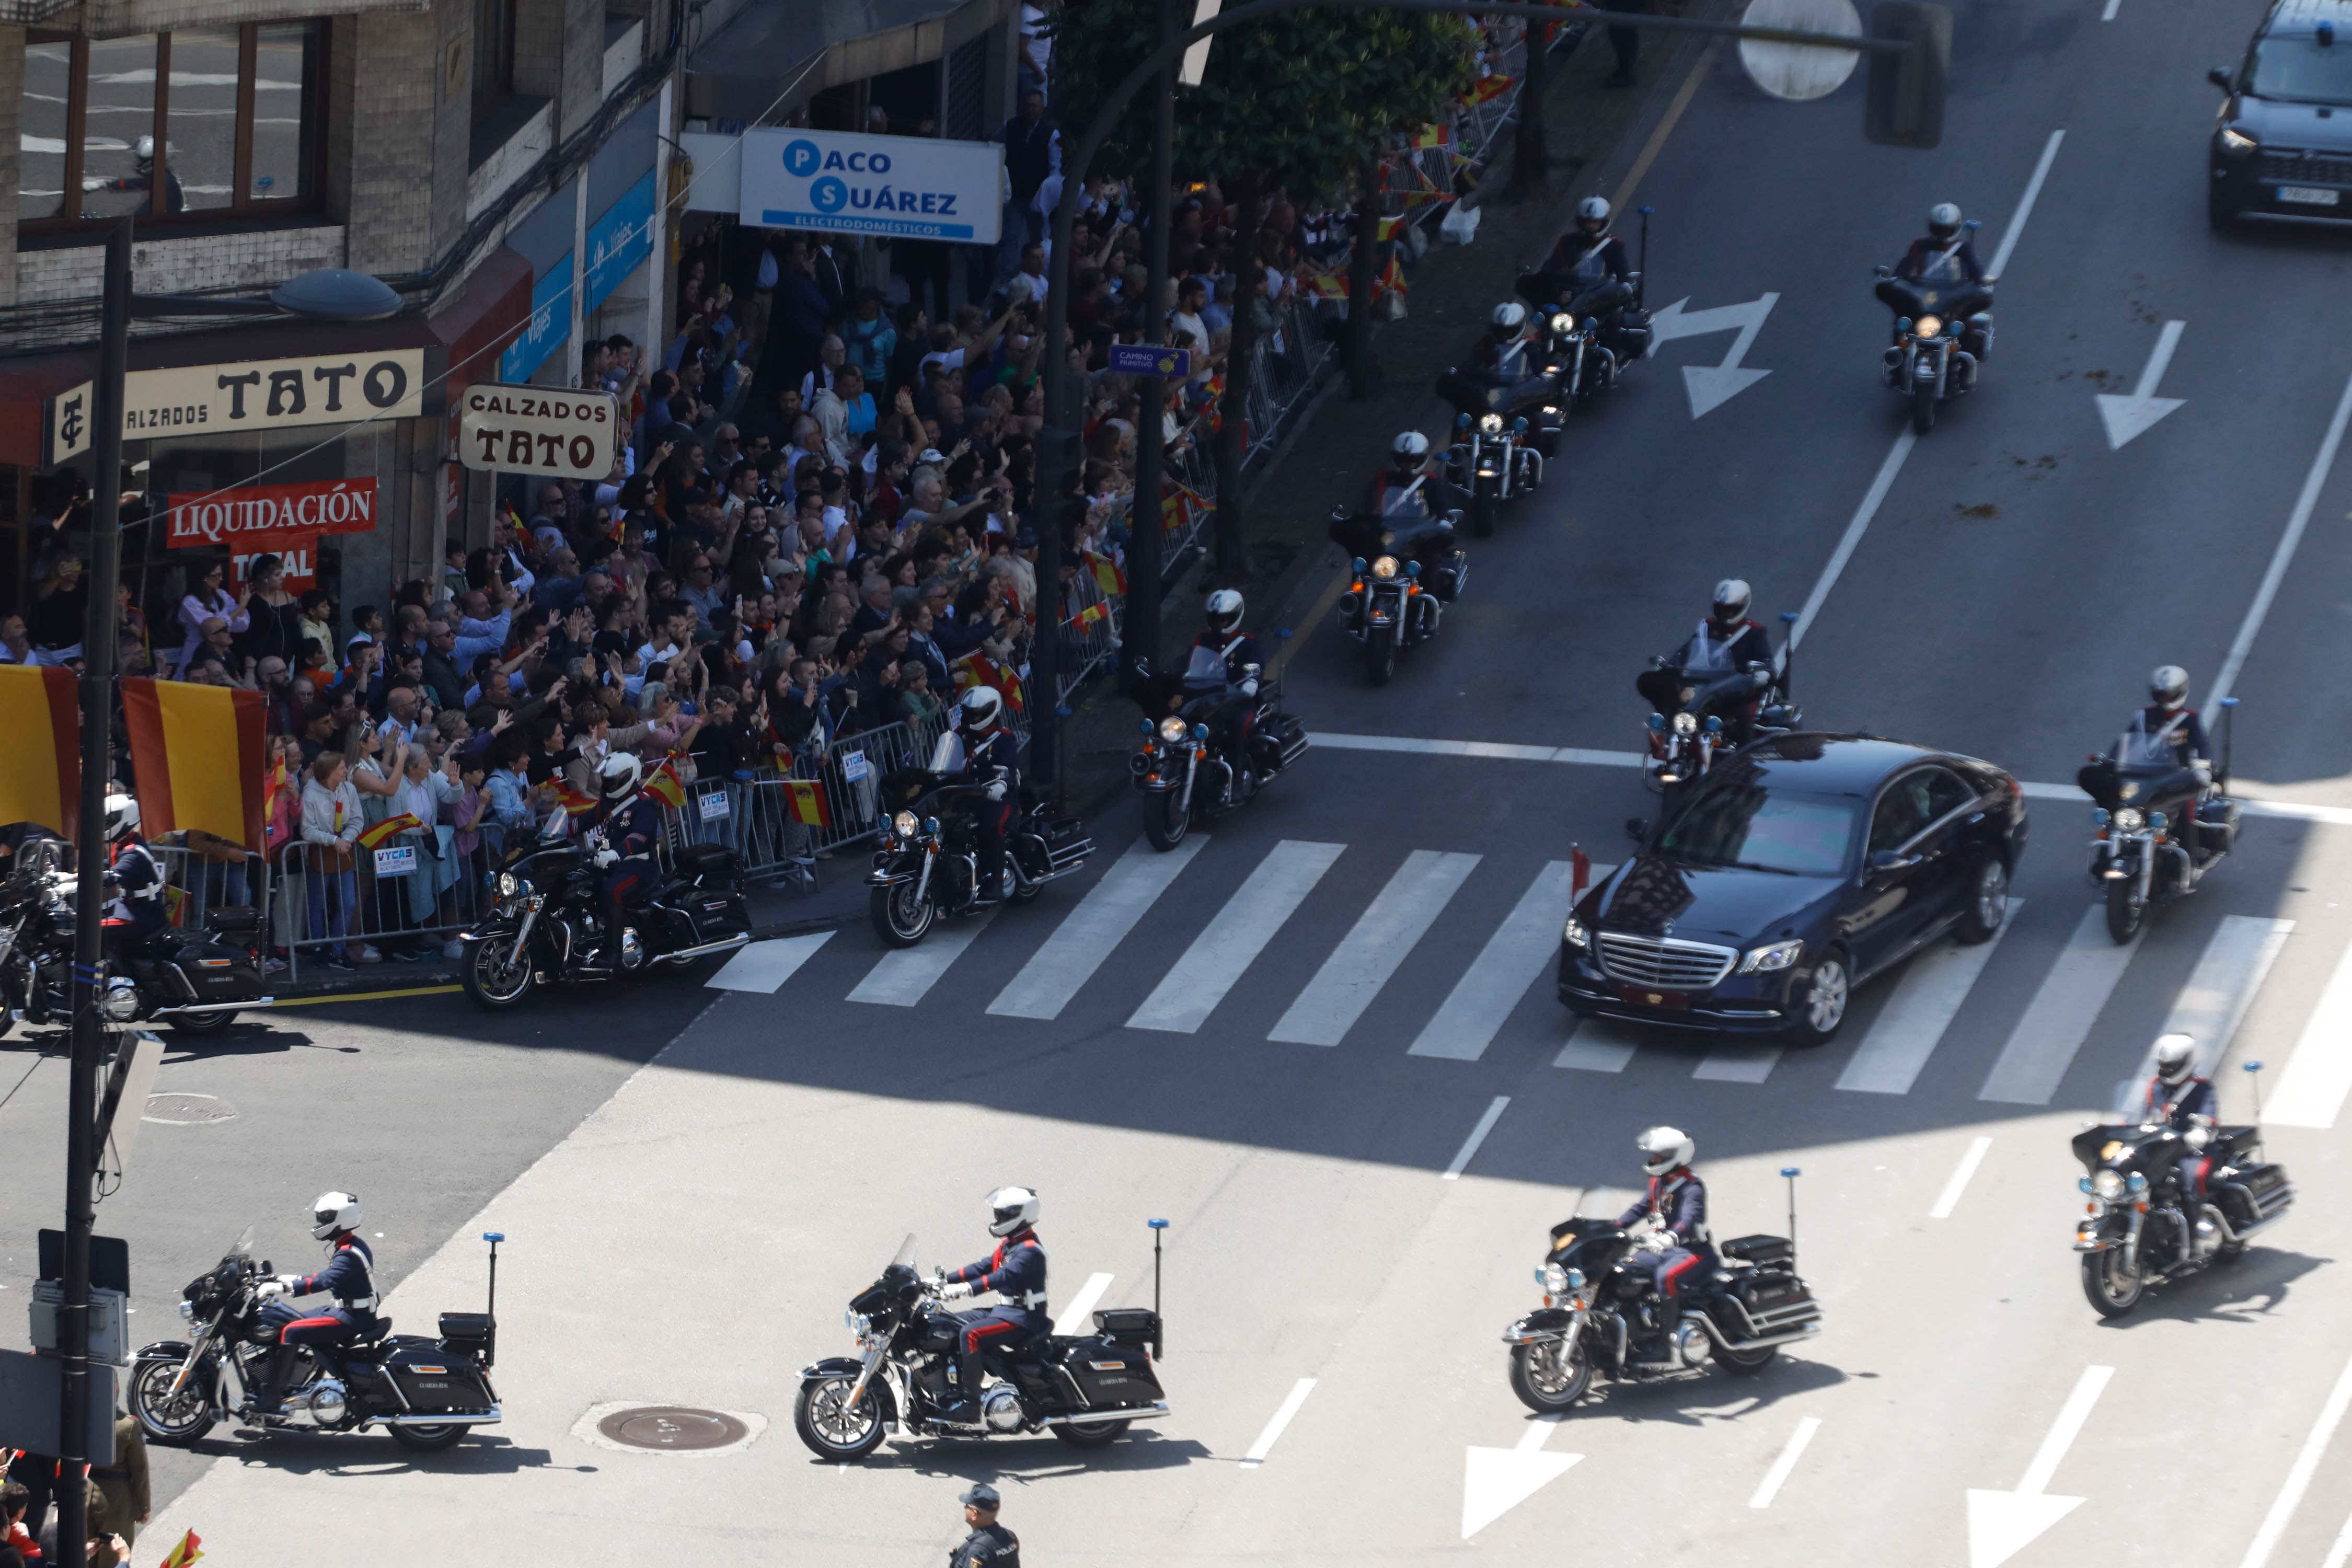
(1620, 984, 1691, 1010)
(2278, 185, 2341, 206)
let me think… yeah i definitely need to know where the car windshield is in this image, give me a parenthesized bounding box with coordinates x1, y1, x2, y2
(1657, 787, 1858, 876)
(2249, 37, 2352, 104)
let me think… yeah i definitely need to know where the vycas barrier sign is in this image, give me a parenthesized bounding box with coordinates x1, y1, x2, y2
(458, 384, 621, 480)
(739, 128, 1002, 244)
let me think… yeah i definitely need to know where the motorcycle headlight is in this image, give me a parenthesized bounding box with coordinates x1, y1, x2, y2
(2113, 806, 2145, 831)
(893, 811, 921, 839)
(1913, 314, 1943, 340)
(1562, 915, 1588, 949)
(1671, 711, 1698, 736)
(1738, 938, 1804, 974)
(1550, 314, 1572, 333)
(1479, 413, 1504, 433)
(1541, 1262, 1570, 1295)
(2091, 1169, 2127, 1202)
(99, 978, 142, 1023)
(1158, 716, 1189, 744)
(844, 1309, 871, 1336)
(178, 1300, 195, 1322)
(497, 871, 526, 900)
(1371, 555, 1400, 580)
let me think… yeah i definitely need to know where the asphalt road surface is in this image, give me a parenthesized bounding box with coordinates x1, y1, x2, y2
(12, 0, 2352, 1561)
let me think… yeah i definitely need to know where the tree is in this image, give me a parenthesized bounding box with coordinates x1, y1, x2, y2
(1052, 1, 1474, 579)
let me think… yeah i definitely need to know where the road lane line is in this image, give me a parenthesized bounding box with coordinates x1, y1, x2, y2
(848, 912, 995, 1005)
(2238, 1348, 2352, 1568)
(1556, 1024, 1637, 1073)
(1694, 1043, 1781, 1082)
(1615, 36, 1727, 207)
(1240, 1378, 1317, 1467)
(1410, 860, 1593, 1060)
(1749, 1415, 1821, 1508)
(2115, 915, 2293, 1111)
(1054, 1273, 1115, 1336)
(988, 836, 1205, 1019)
(1931, 1136, 1993, 1219)
(1979, 906, 2138, 1104)
(2322, 1503, 2352, 1568)
(2212, 371, 2352, 707)
(1129, 840, 1344, 1032)
(705, 932, 835, 993)
(1444, 1096, 1512, 1180)
(1989, 128, 2066, 276)
(1271, 849, 1481, 1045)
(1839, 901, 2023, 1093)
(2272, 933, 2352, 1128)
(1789, 428, 1915, 652)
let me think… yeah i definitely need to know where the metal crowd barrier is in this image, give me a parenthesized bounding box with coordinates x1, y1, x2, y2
(270, 833, 491, 984)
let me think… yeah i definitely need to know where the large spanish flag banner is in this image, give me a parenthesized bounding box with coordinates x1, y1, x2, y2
(0, 665, 82, 839)
(120, 678, 267, 850)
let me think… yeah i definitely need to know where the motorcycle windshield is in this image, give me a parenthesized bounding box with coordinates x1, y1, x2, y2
(224, 1224, 254, 1265)
(889, 1233, 918, 1272)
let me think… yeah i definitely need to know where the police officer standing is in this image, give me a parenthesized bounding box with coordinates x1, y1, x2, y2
(950, 1483, 1020, 1568)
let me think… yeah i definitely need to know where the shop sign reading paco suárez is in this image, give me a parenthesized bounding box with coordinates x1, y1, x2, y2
(737, 128, 1003, 245)
(46, 349, 428, 464)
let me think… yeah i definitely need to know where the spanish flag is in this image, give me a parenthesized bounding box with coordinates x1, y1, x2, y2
(158, 1529, 204, 1568)
(783, 778, 834, 827)
(1085, 550, 1126, 598)
(1074, 599, 1110, 628)
(554, 781, 600, 816)
(120, 678, 267, 850)
(0, 664, 82, 839)
(1161, 488, 1190, 533)
(1467, 72, 1513, 105)
(1409, 123, 1451, 151)
(642, 757, 687, 810)
(355, 812, 422, 850)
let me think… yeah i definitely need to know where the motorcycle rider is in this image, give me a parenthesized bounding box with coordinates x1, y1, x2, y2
(1634, 578, 1773, 713)
(1879, 202, 1993, 363)
(1373, 431, 1442, 518)
(949, 1483, 1021, 1568)
(1470, 301, 1540, 379)
(98, 792, 168, 962)
(585, 752, 664, 971)
(932, 1186, 1049, 1426)
(1618, 1127, 1711, 1364)
(247, 1192, 376, 1418)
(1186, 591, 1266, 797)
(2077, 664, 2212, 864)
(956, 687, 1020, 904)
(1535, 197, 1632, 303)
(2140, 1033, 2220, 1207)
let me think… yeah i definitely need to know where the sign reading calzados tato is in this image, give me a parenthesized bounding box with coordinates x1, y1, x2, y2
(456, 384, 620, 480)
(46, 349, 428, 463)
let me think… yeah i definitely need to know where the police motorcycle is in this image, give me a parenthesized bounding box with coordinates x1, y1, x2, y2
(129, 1225, 503, 1452)
(1434, 306, 1555, 539)
(0, 835, 264, 1040)
(1129, 643, 1310, 853)
(1501, 1204, 1821, 1413)
(2073, 1070, 2292, 1319)
(1328, 489, 1468, 685)
(1513, 197, 1656, 410)
(867, 759, 1095, 948)
(458, 836, 752, 1010)
(1873, 207, 1993, 435)
(2082, 695, 2241, 944)
(794, 1235, 1170, 1461)
(1640, 609, 1802, 796)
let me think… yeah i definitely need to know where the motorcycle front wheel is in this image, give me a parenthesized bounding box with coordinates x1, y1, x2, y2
(795, 1374, 890, 1460)
(2105, 877, 2143, 944)
(130, 1356, 216, 1445)
(1470, 487, 1496, 538)
(870, 880, 937, 948)
(1911, 386, 1938, 434)
(461, 933, 536, 1011)
(2081, 1249, 2145, 1318)
(1367, 624, 1397, 686)
(1143, 790, 1192, 852)
(1052, 1417, 1132, 1448)
(1507, 1338, 1592, 1413)
(387, 1422, 472, 1452)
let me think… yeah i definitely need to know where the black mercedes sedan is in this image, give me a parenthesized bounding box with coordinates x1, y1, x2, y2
(1558, 735, 2029, 1044)
(2208, 0, 2352, 229)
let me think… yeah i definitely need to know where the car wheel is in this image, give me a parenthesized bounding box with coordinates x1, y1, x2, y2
(1956, 857, 2008, 944)
(1788, 949, 1851, 1046)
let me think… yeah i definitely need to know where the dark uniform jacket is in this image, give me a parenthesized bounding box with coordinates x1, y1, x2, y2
(950, 1521, 1021, 1568)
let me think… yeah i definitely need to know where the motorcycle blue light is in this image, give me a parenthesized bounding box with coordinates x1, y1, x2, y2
(2093, 809, 2109, 825)
(1897, 317, 1913, 333)
(1194, 724, 1210, 741)
(1705, 715, 1722, 732)
(2150, 812, 2167, 831)
(1405, 560, 1422, 577)
(923, 817, 939, 834)
(1351, 556, 1367, 572)
(1647, 712, 1666, 731)
(1513, 416, 1528, 432)
(1139, 718, 1154, 735)
(1456, 412, 1471, 428)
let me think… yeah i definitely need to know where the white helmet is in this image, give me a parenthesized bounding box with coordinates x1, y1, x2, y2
(2153, 1033, 2198, 1086)
(1576, 195, 1611, 232)
(1711, 578, 1753, 623)
(310, 1191, 362, 1240)
(1392, 430, 1431, 463)
(960, 685, 1004, 733)
(598, 750, 643, 803)
(2150, 664, 2190, 711)
(1636, 1125, 1694, 1177)
(102, 790, 140, 844)
(1928, 201, 1963, 239)
(1489, 300, 1529, 342)
(1205, 589, 1244, 635)
(986, 1185, 1040, 1237)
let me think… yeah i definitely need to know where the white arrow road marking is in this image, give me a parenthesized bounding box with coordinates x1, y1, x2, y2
(2095, 319, 2187, 448)
(1749, 1415, 1821, 1508)
(2238, 1347, 2352, 1568)
(1240, 1378, 1316, 1468)
(1462, 1416, 1583, 1538)
(1930, 1136, 1994, 1219)
(1645, 293, 1779, 417)
(1967, 1364, 2111, 1568)
(1053, 1273, 1114, 1337)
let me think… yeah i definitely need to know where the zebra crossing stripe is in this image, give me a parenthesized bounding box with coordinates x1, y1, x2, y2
(848, 912, 996, 1006)
(705, 932, 835, 994)
(1837, 900, 2024, 1095)
(987, 837, 1207, 1020)
(1980, 905, 2139, 1105)
(2115, 915, 2292, 1113)
(1270, 850, 1481, 1046)
(1409, 861, 1593, 1062)
(1128, 840, 1345, 1033)
(2272, 933, 2352, 1129)
(1555, 1025, 1636, 1073)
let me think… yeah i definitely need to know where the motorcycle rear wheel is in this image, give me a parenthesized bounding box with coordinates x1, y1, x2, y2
(1052, 1417, 1132, 1448)
(2081, 1249, 2144, 1318)
(2104, 877, 2143, 944)
(168, 1008, 237, 1035)
(387, 1422, 471, 1452)
(462, 934, 536, 1010)
(130, 1357, 216, 1446)
(1508, 1339, 1592, 1413)
(1367, 624, 1397, 686)
(870, 881, 937, 948)
(1143, 791, 1192, 852)
(795, 1375, 889, 1460)
(1911, 387, 1938, 434)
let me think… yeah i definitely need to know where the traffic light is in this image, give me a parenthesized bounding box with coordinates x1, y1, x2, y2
(1865, 1, 1951, 148)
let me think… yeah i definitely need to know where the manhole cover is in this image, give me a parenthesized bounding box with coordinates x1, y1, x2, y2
(595, 1406, 748, 1451)
(142, 1092, 236, 1125)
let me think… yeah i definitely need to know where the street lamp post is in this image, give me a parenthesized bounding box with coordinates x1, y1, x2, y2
(54, 217, 399, 1561)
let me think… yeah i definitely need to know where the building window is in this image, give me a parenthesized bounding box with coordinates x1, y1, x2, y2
(473, 0, 515, 109)
(19, 21, 326, 234)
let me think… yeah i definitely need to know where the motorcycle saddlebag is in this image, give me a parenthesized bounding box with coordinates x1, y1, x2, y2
(1258, 713, 1310, 771)
(2219, 1162, 2292, 1227)
(437, 1311, 497, 1367)
(2196, 796, 2241, 857)
(1719, 1234, 1793, 1266)
(383, 1341, 495, 1414)
(1092, 1307, 1161, 1354)
(684, 891, 751, 942)
(1732, 1271, 1817, 1337)
(1424, 551, 1467, 604)
(1058, 1338, 1165, 1408)
(163, 939, 264, 1003)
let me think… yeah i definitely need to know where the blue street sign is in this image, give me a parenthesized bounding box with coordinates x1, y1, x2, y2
(1109, 343, 1192, 379)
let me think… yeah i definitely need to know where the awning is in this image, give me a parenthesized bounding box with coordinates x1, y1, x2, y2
(686, 0, 1011, 122)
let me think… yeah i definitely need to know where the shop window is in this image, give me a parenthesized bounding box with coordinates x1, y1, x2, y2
(20, 20, 327, 234)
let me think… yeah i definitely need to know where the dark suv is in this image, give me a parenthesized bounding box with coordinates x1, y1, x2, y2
(2209, 0, 2352, 228)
